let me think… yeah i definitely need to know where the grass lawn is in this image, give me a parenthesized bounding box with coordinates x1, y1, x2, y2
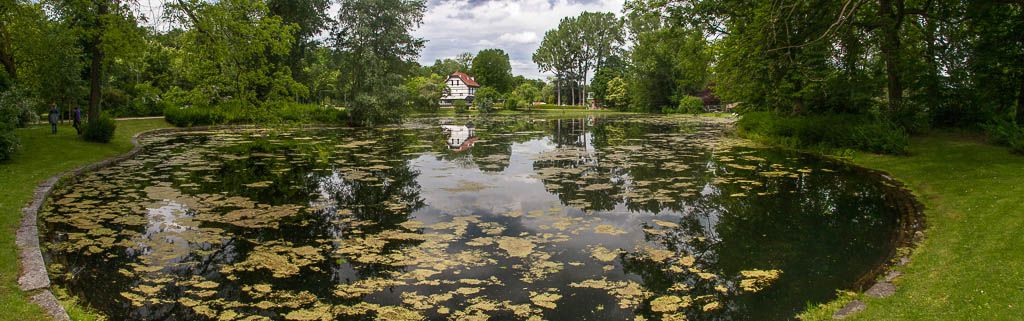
(802, 132, 1024, 320)
(0, 119, 172, 321)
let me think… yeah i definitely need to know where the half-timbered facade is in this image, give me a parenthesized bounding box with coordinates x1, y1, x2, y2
(441, 72, 480, 106)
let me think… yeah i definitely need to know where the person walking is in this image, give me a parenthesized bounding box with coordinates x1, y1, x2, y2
(72, 106, 82, 135)
(48, 104, 59, 134)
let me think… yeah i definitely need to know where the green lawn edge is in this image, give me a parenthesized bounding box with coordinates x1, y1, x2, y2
(799, 132, 1024, 320)
(0, 119, 173, 321)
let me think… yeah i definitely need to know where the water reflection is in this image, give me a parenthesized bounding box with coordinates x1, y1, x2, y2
(40, 115, 909, 320)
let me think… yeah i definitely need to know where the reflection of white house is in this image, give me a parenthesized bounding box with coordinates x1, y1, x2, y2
(442, 124, 477, 152)
(441, 72, 480, 106)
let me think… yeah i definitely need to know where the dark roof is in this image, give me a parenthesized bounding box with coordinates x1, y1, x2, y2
(451, 72, 480, 87)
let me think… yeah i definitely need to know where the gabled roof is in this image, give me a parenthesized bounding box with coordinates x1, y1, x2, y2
(450, 72, 480, 87)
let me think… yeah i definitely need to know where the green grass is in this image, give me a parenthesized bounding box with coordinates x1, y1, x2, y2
(0, 119, 171, 321)
(801, 132, 1024, 320)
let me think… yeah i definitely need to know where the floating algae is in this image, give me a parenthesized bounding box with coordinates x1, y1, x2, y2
(39, 115, 909, 321)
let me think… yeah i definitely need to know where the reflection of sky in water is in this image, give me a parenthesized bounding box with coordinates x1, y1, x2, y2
(39, 116, 909, 321)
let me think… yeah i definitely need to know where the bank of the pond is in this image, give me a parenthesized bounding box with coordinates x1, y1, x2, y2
(0, 119, 173, 321)
(800, 132, 1024, 320)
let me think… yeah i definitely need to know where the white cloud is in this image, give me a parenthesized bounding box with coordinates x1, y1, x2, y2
(498, 31, 538, 44)
(414, 0, 623, 79)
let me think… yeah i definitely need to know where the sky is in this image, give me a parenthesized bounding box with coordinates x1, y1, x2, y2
(135, 0, 624, 79)
(412, 0, 623, 79)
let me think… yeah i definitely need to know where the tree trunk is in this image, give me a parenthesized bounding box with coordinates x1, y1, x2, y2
(1017, 79, 1024, 125)
(571, 82, 576, 106)
(87, 0, 108, 122)
(878, 0, 904, 115)
(0, 20, 15, 79)
(556, 77, 561, 105)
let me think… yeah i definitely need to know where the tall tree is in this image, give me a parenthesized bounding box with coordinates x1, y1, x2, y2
(333, 0, 425, 125)
(167, 0, 306, 106)
(267, 0, 333, 83)
(51, 0, 143, 121)
(470, 48, 513, 93)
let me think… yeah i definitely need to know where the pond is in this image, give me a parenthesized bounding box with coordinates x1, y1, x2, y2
(40, 114, 914, 321)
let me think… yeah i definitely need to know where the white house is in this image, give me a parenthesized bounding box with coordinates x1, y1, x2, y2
(440, 72, 480, 106)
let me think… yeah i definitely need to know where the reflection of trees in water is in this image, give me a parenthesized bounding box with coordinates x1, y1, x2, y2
(305, 129, 427, 282)
(621, 149, 900, 320)
(533, 118, 719, 213)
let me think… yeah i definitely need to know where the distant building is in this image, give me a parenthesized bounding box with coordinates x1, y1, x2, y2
(441, 72, 480, 106)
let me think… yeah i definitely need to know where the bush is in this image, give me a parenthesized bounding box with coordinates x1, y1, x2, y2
(474, 87, 500, 113)
(663, 96, 703, 114)
(678, 96, 704, 114)
(0, 87, 40, 127)
(476, 97, 496, 113)
(504, 97, 521, 111)
(453, 100, 468, 114)
(164, 101, 347, 127)
(533, 104, 585, 110)
(737, 112, 909, 154)
(83, 113, 117, 143)
(984, 119, 1024, 155)
(0, 122, 17, 161)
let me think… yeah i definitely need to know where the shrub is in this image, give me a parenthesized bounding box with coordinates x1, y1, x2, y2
(476, 97, 496, 113)
(737, 112, 909, 154)
(0, 87, 40, 127)
(83, 113, 117, 143)
(504, 97, 521, 111)
(0, 122, 17, 161)
(533, 104, 585, 110)
(984, 119, 1024, 155)
(453, 100, 468, 114)
(678, 96, 704, 114)
(474, 87, 500, 113)
(164, 101, 347, 127)
(662, 96, 703, 114)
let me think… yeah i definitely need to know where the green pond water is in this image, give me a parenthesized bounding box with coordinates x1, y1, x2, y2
(40, 114, 913, 321)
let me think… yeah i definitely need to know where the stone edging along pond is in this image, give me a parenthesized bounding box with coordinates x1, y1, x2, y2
(16, 124, 926, 321)
(15, 126, 217, 320)
(828, 166, 926, 319)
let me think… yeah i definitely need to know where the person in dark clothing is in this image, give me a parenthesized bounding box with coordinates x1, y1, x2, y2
(72, 106, 82, 135)
(48, 104, 58, 134)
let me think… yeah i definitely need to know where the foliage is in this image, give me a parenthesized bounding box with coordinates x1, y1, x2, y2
(428, 52, 473, 76)
(0, 122, 17, 161)
(164, 101, 347, 127)
(629, 27, 711, 112)
(604, 77, 629, 110)
(452, 99, 468, 114)
(83, 113, 117, 143)
(984, 119, 1024, 155)
(510, 82, 541, 104)
(590, 55, 625, 105)
(167, 0, 307, 107)
(404, 74, 444, 113)
(334, 0, 425, 125)
(663, 96, 703, 114)
(0, 87, 41, 127)
(471, 49, 513, 93)
(474, 86, 499, 113)
(533, 11, 623, 106)
(737, 112, 909, 154)
(504, 97, 522, 111)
